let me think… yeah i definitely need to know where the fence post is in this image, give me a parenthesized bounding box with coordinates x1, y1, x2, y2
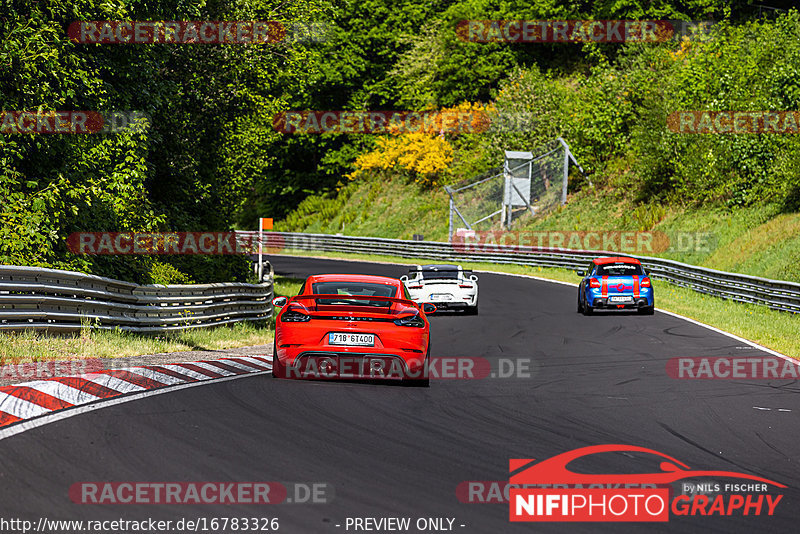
(448, 189, 454, 242)
(562, 146, 569, 205)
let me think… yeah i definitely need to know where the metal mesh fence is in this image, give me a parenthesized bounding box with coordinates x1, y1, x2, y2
(446, 138, 580, 239)
(444, 167, 505, 230)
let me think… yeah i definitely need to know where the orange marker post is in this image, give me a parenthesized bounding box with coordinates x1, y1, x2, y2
(258, 218, 273, 280)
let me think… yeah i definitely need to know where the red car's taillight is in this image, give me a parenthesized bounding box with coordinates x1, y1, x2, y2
(589, 278, 601, 288)
(394, 314, 425, 327)
(281, 309, 310, 322)
(641, 277, 651, 287)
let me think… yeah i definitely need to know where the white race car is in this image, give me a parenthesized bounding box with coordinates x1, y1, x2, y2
(400, 264, 478, 314)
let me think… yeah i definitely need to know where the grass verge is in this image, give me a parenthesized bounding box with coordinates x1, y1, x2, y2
(0, 276, 304, 365)
(273, 250, 800, 360)
(0, 321, 272, 365)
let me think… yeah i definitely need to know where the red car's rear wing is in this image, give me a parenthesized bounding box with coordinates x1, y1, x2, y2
(286, 294, 421, 318)
(290, 294, 419, 308)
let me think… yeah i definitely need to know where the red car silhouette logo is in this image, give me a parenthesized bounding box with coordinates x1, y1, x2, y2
(510, 444, 785, 487)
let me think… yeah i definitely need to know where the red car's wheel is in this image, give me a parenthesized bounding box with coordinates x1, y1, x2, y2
(271, 338, 287, 379)
(403, 345, 430, 387)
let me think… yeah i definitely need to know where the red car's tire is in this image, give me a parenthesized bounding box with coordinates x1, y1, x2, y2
(271, 338, 287, 379)
(403, 345, 430, 387)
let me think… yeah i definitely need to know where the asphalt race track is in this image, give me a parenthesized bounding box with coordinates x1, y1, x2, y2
(0, 255, 797, 533)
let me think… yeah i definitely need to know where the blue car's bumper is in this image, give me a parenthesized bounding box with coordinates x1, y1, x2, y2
(585, 287, 654, 309)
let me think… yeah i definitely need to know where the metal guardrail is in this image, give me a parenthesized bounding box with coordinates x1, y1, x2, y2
(0, 265, 273, 332)
(272, 232, 800, 314)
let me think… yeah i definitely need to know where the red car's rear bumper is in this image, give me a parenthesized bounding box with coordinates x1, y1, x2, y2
(274, 324, 428, 380)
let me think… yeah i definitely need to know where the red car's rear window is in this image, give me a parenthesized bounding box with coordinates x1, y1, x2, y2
(311, 281, 398, 297)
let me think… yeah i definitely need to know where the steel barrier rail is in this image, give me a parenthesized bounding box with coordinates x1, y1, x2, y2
(272, 232, 800, 314)
(0, 265, 273, 332)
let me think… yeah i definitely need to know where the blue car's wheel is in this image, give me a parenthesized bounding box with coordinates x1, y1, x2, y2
(582, 291, 593, 316)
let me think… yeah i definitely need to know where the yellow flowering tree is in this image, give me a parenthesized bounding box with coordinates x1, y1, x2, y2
(348, 102, 493, 187)
(350, 133, 453, 187)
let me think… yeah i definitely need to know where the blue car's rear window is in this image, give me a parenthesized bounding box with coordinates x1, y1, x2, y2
(595, 263, 643, 276)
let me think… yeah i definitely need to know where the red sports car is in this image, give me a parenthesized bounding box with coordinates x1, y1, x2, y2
(271, 274, 435, 386)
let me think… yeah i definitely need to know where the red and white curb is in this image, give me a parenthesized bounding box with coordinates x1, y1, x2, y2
(0, 356, 272, 428)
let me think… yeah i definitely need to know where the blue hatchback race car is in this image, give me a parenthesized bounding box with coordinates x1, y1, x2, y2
(577, 257, 654, 315)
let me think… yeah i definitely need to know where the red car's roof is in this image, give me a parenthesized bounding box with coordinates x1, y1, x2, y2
(592, 257, 641, 265)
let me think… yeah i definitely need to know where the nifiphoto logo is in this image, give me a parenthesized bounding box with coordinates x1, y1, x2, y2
(508, 445, 785, 522)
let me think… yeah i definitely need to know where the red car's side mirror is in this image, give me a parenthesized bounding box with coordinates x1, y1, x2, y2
(272, 296, 288, 307)
(422, 303, 437, 314)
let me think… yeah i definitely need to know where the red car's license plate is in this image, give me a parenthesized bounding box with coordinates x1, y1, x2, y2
(329, 333, 375, 346)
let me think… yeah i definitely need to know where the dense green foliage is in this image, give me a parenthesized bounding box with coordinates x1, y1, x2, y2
(2, 0, 797, 282)
(484, 12, 800, 209)
(284, 4, 800, 233)
(1, 0, 325, 282)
